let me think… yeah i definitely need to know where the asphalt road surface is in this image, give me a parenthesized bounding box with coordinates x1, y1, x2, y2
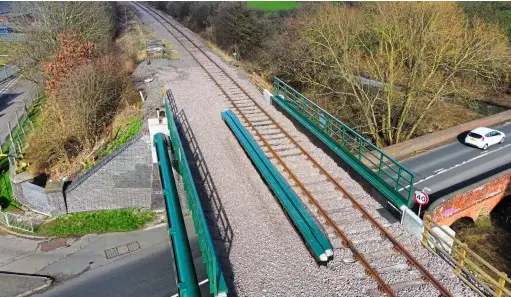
(32, 217, 210, 297)
(34, 241, 179, 297)
(398, 122, 511, 205)
(0, 76, 38, 145)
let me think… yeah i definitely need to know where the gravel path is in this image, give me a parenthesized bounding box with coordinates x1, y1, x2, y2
(132, 4, 478, 297)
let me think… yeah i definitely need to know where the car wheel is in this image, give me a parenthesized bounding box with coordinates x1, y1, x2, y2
(501, 137, 505, 144)
(483, 143, 488, 150)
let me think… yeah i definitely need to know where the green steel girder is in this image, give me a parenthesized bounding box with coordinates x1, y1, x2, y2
(154, 133, 201, 297)
(222, 110, 333, 262)
(271, 92, 414, 209)
(164, 91, 228, 297)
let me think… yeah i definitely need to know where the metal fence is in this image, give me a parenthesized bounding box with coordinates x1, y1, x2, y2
(164, 88, 228, 297)
(0, 65, 18, 83)
(272, 77, 416, 208)
(1, 93, 42, 161)
(0, 210, 34, 232)
(422, 216, 510, 297)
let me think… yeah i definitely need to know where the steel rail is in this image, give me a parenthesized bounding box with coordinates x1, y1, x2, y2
(134, 2, 453, 296)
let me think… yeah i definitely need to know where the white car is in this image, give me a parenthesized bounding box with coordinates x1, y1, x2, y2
(464, 127, 505, 150)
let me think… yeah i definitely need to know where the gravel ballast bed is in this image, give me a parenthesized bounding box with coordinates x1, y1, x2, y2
(133, 4, 478, 297)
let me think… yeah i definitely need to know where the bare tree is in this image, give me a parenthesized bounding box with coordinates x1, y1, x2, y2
(9, 2, 115, 82)
(279, 2, 511, 146)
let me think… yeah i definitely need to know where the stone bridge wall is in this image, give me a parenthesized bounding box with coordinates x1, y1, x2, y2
(427, 169, 511, 226)
(10, 133, 163, 216)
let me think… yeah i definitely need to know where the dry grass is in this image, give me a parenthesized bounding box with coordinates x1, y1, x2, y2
(414, 101, 482, 137)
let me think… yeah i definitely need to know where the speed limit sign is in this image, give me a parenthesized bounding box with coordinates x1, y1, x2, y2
(414, 190, 429, 205)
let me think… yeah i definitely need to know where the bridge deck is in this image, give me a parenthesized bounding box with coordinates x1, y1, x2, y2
(134, 3, 478, 296)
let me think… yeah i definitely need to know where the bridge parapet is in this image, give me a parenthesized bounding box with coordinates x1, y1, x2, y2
(427, 168, 511, 226)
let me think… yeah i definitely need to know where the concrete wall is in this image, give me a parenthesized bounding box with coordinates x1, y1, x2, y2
(11, 176, 67, 216)
(65, 134, 156, 213)
(426, 168, 511, 226)
(10, 133, 162, 215)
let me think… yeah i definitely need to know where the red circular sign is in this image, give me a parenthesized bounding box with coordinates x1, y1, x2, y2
(414, 190, 429, 205)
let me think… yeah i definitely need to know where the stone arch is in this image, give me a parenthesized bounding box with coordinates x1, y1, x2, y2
(490, 196, 511, 227)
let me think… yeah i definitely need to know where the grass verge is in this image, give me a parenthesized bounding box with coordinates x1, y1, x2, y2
(36, 208, 155, 237)
(103, 113, 143, 157)
(247, 1, 300, 12)
(0, 169, 17, 211)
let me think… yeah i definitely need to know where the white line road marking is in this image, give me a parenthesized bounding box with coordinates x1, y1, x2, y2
(399, 143, 511, 192)
(169, 279, 209, 297)
(433, 168, 444, 173)
(0, 76, 19, 96)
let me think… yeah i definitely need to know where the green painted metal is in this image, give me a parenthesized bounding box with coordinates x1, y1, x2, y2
(221, 110, 333, 262)
(272, 77, 416, 208)
(164, 91, 228, 297)
(153, 133, 201, 297)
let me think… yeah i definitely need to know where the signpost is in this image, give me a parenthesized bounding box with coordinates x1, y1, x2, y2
(414, 190, 429, 216)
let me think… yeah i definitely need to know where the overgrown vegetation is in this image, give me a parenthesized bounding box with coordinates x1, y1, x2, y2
(159, 2, 511, 148)
(36, 208, 155, 237)
(8, 3, 151, 179)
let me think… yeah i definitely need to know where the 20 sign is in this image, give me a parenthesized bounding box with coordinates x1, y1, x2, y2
(414, 190, 429, 205)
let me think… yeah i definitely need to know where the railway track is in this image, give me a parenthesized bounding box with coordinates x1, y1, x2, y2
(134, 2, 454, 296)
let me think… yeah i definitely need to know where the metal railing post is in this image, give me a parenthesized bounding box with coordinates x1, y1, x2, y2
(378, 154, 384, 177)
(395, 167, 402, 191)
(358, 138, 363, 161)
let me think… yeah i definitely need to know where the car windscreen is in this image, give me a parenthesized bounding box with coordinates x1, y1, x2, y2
(468, 132, 483, 139)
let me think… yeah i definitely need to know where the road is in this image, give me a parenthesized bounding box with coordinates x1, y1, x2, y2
(398, 122, 511, 205)
(33, 241, 178, 297)
(26, 218, 210, 297)
(0, 76, 38, 145)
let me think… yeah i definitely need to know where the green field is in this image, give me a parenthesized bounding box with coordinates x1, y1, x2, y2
(248, 1, 300, 12)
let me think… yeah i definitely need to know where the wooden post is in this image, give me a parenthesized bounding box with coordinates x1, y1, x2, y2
(422, 216, 431, 246)
(456, 244, 467, 276)
(7, 122, 17, 156)
(16, 134, 22, 159)
(23, 102, 34, 130)
(15, 111, 25, 138)
(495, 273, 507, 297)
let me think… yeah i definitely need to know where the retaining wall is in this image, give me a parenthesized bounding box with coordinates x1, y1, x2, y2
(10, 133, 162, 215)
(65, 134, 155, 213)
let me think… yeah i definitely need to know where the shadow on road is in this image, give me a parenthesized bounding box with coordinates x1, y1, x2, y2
(427, 162, 511, 212)
(167, 90, 238, 296)
(457, 130, 469, 145)
(0, 93, 22, 118)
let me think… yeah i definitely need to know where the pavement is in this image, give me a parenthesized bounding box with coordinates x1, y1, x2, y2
(398, 122, 511, 205)
(0, 215, 210, 297)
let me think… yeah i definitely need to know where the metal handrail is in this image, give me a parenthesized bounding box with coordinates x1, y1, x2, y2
(272, 77, 416, 207)
(154, 133, 201, 297)
(164, 89, 228, 297)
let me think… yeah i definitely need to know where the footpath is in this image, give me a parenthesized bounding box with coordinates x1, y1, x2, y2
(0, 224, 168, 297)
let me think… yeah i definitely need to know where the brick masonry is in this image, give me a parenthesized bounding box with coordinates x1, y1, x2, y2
(427, 169, 511, 226)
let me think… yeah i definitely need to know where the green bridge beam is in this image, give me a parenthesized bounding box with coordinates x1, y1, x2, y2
(154, 133, 201, 297)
